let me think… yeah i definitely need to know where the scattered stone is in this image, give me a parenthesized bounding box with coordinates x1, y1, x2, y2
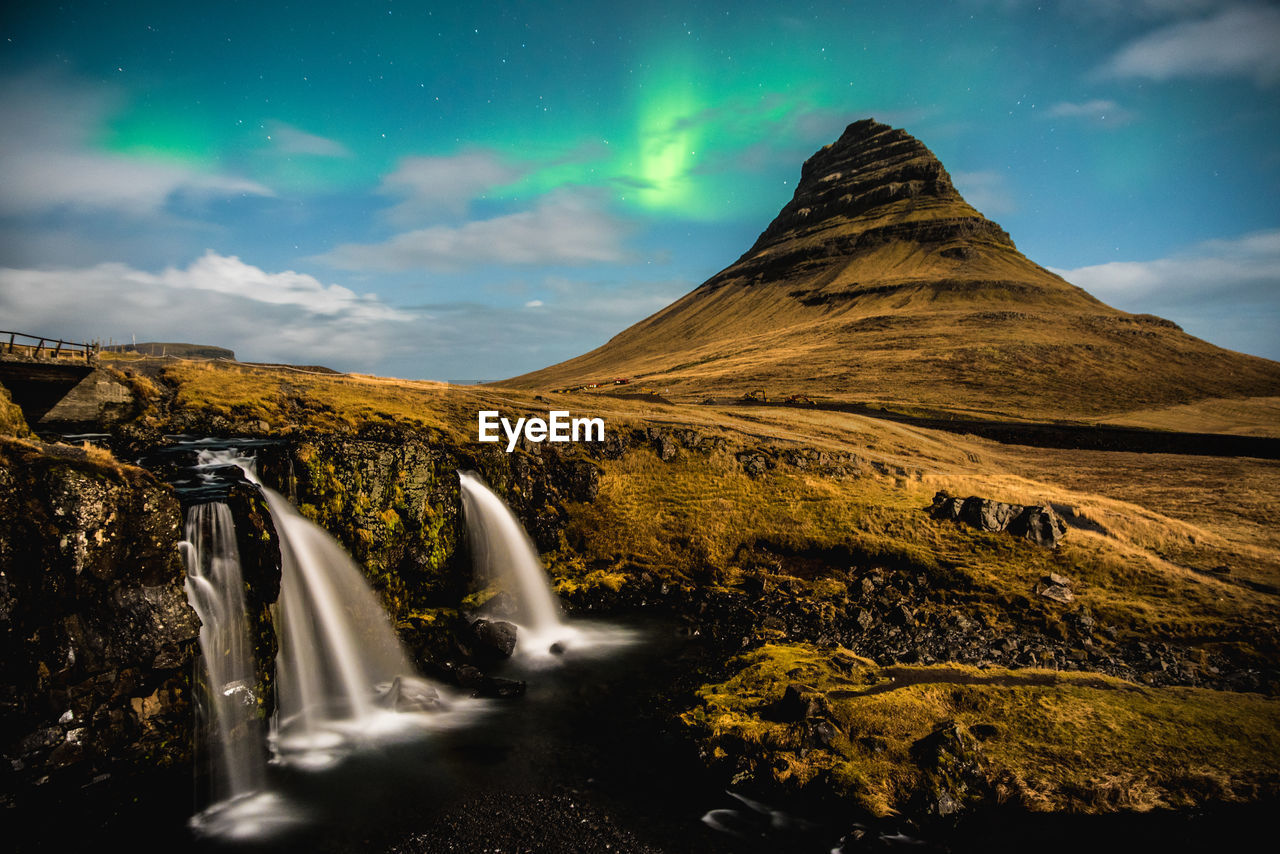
(1039, 584, 1075, 605)
(549, 641, 566, 655)
(927, 491, 1066, 548)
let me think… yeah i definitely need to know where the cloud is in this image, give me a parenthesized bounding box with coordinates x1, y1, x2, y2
(378, 150, 528, 225)
(265, 121, 352, 157)
(314, 190, 632, 273)
(1049, 228, 1280, 359)
(0, 71, 272, 217)
(0, 252, 409, 369)
(1043, 99, 1135, 126)
(1100, 4, 1280, 86)
(950, 171, 1017, 216)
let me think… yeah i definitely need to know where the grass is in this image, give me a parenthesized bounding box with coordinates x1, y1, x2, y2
(683, 643, 1280, 816)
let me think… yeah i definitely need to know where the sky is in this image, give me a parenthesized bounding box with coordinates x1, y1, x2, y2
(1, 0, 1277, 380)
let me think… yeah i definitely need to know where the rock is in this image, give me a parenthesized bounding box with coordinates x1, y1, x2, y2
(477, 591, 519, 620)
(775, 683, 828, 722)
(811, 720, 840, 750)
(929, 491, 1066, 548)
(548, 641, 566, 655)
(478, 676, 526, 699)
(0, 439, 199, 796)
(958, 496, 1018, 533)
(454, 664, 485, 689)
(1039, 584, 1075, 605)
(469, 618, 518, 659)
(910, 721, 989, 817)
(1009, 505, 1067, 548)
(375, 675, 443, 712)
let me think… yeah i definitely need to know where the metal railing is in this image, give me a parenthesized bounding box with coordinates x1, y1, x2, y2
(1, 330, 97, 362)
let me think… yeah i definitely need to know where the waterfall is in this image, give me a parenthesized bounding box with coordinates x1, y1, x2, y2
(182, 502, 267, 804)
(458, 471, 567, 648)
(260, 483, 418, 744)
(190, 449, 446, 764)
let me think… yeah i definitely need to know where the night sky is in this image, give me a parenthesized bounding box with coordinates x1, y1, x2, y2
(2, 1, 1277, 379)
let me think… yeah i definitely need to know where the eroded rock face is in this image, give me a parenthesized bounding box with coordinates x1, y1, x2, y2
(929, 491, 1066, 548)
(0, 439, 199, 801)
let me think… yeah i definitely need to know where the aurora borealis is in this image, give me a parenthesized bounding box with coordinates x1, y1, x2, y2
(1, 1, 1278, 378)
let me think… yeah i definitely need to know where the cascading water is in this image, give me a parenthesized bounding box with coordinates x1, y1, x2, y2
(181, 501, 267, 804)
(193, 450, 441, 762)
(458, 470, 633, 659)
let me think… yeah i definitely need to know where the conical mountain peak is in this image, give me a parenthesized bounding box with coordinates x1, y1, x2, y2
(507, 120, 1280, 420)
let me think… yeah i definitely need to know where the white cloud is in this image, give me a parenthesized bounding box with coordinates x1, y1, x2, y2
(315, 190, 631, 273)
(1049, 229, 1280, 359)
(1044, 99, 1135, 126)
(1101, 4, 1280, 86)
(265, 121, 351, 157)
(378, 151, 527, 225)
(524, 299, 544, 308)
(950, 170, 1016, 216)
(0, 252, 409, 369)
(0, 72, 272, 217)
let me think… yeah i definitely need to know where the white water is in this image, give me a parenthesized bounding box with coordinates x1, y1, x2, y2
(181, 502, 267, 804)
(192, 451, 468, 770)
(458, 470, 634, 661)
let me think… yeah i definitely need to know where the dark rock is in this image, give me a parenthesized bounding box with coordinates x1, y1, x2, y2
(929, 491, 1066, 548)
(811, 720, 840, 750)
(1010, 505, 1067, 548)
(478, 676, 526, 699)
(455, 664, 485, 690)
(548, 641, 566, 655)
(958, 496, 1018, 533)
(0, 440, 199, 796)
(469, 618, 518, 659)
(910, 721, 989, 817)
(775, 683, 828, 722)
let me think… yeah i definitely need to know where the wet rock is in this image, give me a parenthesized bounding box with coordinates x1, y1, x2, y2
(469, 618, 518, 659)
(477, 591, 519, 620)
(0, 439, 199, 795)
(478, 676, 527, 699)
(376, 675, 443, 712)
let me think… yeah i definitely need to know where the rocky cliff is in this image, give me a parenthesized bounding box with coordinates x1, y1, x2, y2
(0, 438, 199, 806)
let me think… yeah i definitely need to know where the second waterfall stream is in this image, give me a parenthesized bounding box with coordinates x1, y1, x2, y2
(458, 469, 634, 661)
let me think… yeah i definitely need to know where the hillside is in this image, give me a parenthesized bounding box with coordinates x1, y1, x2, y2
(507, 119, 1280, 421)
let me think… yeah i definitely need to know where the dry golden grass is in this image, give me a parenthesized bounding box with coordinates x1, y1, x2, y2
(147, 360, 1280, 643)
(1101, 396, 1280, 438)
(683, 643, 1280, 816)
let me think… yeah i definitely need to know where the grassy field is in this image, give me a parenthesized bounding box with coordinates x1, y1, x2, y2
(84, 355, 1280, 816)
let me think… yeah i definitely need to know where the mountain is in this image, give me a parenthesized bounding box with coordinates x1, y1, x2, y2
(506, 119, 1280, 421)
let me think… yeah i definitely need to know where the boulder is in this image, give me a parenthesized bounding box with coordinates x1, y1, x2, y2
(469, 618, 518, 659)
(928, 491, 1066, 548)
(1009, 505, 1067, 548)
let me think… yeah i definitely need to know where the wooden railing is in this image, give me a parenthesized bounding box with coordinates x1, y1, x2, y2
(1, 330, 97, 362)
